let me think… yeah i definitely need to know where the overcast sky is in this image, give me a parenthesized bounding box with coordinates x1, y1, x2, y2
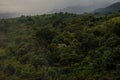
(0, 0, 119, 15)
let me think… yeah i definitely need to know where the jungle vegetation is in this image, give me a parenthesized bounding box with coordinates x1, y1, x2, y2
(0, 12, 120, 80)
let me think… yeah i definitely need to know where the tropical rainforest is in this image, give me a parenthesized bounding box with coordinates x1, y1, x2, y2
(0, 12, 120, 80)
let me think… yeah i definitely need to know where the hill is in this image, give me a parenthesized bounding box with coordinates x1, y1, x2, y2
(0, 13, 15, 18)
(0, 12, 120, 80)
(50, 6, 94, 14)
(94, 2, 120, 13)
(50, 2, 111, 14)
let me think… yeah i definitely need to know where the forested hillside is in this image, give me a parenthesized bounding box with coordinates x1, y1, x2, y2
(0, 12, 120, 80)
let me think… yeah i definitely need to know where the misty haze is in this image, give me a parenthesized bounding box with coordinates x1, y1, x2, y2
(0, 0, 119, 17)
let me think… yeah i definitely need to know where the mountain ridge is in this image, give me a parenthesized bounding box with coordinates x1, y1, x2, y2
(50, 2, 120, 14)
(93, 2, 120, 13)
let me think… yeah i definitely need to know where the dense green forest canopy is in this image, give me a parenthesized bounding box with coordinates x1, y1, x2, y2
(0, 12, 120, 80)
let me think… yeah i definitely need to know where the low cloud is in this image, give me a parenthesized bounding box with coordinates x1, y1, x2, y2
(0, 0, 118, 15)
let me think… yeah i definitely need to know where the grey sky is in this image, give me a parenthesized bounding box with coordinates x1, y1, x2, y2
(0, 0, 119, 15)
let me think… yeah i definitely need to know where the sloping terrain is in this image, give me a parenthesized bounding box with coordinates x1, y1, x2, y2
(0, 12, 120, 80)
(94, 2, 120, 13)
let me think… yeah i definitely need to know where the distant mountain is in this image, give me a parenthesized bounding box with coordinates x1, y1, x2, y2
(93, 2, 120, 13)
(0, 13, 17, 19)
(49, 2, 113, 14)
(50, 6, 95, 14)
(0, 13, 11, 18)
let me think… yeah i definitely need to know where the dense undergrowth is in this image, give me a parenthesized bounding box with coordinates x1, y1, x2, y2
(0, 12, 120, 80)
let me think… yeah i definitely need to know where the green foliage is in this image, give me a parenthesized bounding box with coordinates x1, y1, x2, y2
(0, 12, 120, 80)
